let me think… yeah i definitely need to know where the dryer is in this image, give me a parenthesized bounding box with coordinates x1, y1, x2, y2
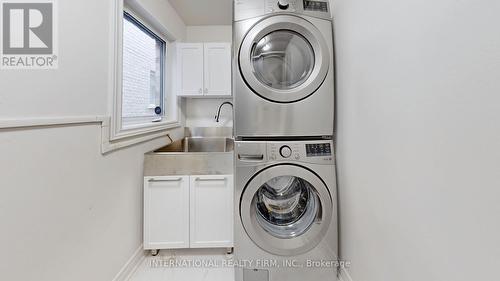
(234, 140, 338, 281)
(233, 0, 335, 139)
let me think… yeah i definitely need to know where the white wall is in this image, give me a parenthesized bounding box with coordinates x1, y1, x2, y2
(333, 0, 500, 280)
(185, 98, 233, 127)
(127, 0, 186, 41)
(0, 126, 171, 281)
(0, 1, 186, 280)
(0, 1, 109, 117)
(186, 25, 232, 42)
(184, 25, 233, 128)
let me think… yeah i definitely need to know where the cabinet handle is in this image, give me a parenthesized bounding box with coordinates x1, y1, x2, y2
(198, 88, 202, 94)
(195, 177, 227, 182)
(204, 88, 208, 94)
(148, 177, 183, 182)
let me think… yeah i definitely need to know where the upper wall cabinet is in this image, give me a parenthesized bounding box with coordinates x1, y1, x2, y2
(204, 43, 232, 96)
(176, 43, 232, 97)
(176, 44, 205, 96)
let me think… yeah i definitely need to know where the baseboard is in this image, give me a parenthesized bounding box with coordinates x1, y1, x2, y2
(111, 244, 146, 281)
(338, 267, 354, 281)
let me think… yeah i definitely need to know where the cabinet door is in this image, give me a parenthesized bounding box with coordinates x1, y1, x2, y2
(144, 176, 190, 249)
(177, 43, 204, 96)
(204, 43, 232, 96)
(189, 175, 234, 248)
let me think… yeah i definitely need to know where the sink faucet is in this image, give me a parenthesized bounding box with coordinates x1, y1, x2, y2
(215, 101, 234, 123)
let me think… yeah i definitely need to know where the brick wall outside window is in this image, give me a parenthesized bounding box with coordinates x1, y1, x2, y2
(122, 17, 162, 118)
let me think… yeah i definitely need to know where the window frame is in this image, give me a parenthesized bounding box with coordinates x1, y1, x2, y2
(110, 2, 180, 142)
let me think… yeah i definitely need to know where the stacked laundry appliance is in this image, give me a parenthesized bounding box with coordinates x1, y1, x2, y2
(232, 0, 339, 281)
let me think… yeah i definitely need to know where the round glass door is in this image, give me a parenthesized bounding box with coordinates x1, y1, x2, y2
(251, 31, 315, 90)
(255, 175, 319, 239)
(239, 15, 330, 103)
(240, 164, 333, 256)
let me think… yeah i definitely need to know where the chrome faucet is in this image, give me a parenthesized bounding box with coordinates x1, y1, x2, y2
(215, 101, 234, 123)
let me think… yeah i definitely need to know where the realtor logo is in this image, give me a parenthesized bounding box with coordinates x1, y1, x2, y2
(1, 0, 58, 69)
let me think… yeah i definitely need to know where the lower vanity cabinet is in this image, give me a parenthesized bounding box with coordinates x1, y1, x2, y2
(143, 176, 190, 250)
(190, 175, 233, 248)
(143, 175, 233, 251)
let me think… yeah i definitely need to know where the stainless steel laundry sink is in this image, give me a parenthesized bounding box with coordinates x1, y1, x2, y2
(144, 127, 234, 176)
(154, 137, 234, 153)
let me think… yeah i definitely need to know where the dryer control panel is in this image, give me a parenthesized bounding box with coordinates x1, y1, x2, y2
(234, 0, 331, 21)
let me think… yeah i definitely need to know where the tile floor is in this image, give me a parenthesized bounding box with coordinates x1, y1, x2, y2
(129, 249, 234, 281)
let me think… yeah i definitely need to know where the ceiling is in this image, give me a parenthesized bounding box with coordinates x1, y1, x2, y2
(169, 0, 233, 26)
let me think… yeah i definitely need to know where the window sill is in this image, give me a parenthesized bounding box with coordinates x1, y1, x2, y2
(111, 119, 180, 141)
(101, 117, 181, 154)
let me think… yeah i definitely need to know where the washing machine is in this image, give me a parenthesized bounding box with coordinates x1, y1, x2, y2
(235, 140, 338, 281)
(233, 0, 335, 139)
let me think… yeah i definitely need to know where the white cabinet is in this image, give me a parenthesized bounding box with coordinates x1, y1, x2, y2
(177, 43, 204, 96)
(176, 43, 231, 97)
(190, 175, 234, 248)
(144, 176, 190, 250)
(144, 175, 233, 250)
(204, 43, 232, 96)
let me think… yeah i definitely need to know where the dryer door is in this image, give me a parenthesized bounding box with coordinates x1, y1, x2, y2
(239, 15, 330, 103)
(240, 164, 333, 256)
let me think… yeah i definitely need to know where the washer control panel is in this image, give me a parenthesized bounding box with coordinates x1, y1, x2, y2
(306, 143, 332, 157)
(266, 0, 297, 12)
(267, 140, 334, 164)
(303, 0, 329, 12)
(279, 145, 293, 158)
(278, 0, 290, 10)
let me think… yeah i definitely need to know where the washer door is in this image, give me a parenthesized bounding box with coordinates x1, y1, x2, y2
(240, 164, 333, 256)
(239, 15, 330, 103)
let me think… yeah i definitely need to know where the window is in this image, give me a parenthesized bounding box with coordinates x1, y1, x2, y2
(108, 4, 180, 147)
(121, 12, 166, 129)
